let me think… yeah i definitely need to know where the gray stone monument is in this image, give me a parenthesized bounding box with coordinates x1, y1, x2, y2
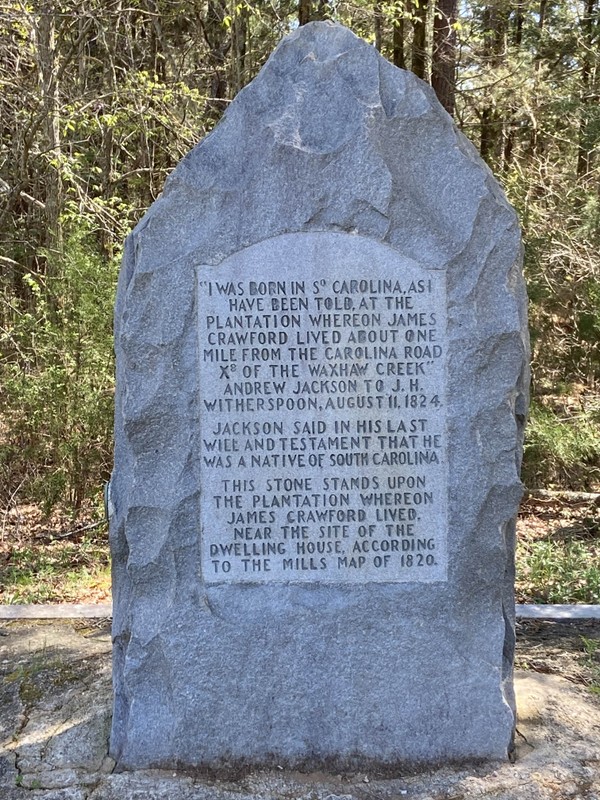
(109, 21, 529, 771)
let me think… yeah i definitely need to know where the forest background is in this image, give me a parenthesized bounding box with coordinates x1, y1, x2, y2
(0, 0, 599, 604)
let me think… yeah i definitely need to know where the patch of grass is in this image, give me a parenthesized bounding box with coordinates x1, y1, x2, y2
(516, 496, 600, 604)
(0, 536, 110, 604)
(1, 562, 111, 604)
(17, 677, 43, 705)
(523, 397, 600, 490)
(516, 538, 600, 604)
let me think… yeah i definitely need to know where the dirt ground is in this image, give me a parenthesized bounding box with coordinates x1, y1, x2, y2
(0, 618, 599, 800)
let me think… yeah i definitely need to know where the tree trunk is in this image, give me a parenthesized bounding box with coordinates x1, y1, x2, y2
(482, 2, 508, 66)
(411, 0, 428, 80)
(431, 0, 457, 115)
(479, 2, 508, 168)
(528, 0, 549, 156)
(299, 0, 311, 25)
(203, 0, 230, 123)
(36, 3, 63, 259)
(374, 1, 383, 52)
(577, 0, 596, 177)
(512, 0, 524, 46)
(538, 0, 548, 32)
(504, 1, 525, 169)
(392, 3, 406, 69)
(231, 2, 248, 96)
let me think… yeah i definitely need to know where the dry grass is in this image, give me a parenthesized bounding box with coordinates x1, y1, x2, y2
(0, 502, 110, 604)
(1, 496, 599, 605)
(516, 495, 600, 604)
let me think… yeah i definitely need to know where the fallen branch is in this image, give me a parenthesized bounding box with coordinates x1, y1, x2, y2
(524, 489, 600, 504)
(34, 519, 107, 540)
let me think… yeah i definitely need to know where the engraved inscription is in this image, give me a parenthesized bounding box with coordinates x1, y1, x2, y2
(197, 233, 447, 583)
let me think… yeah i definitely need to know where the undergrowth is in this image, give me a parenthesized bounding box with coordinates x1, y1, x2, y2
(523, 396, 600, 491)
(0, 503, 110, 604)
(515, 496, 600, 605)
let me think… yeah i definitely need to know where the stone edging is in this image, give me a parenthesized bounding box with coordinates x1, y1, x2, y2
(0, 603, 113, 619)
(515, 604, 600, 619)
(1, 603, 600, 620)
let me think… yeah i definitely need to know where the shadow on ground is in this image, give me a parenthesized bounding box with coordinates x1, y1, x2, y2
(1, 619, 599, 799)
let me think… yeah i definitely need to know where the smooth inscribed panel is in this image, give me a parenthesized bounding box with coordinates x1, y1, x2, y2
(197, 232, 448, 584)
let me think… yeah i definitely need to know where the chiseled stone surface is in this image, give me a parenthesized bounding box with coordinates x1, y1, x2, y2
(110, 21, 529, 770)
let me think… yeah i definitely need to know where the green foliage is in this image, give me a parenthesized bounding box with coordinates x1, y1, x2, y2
(510, 167, 600, 394)
(0, 228, 118, 509)
(523, 400, 600, 490)
(0, 0, 599, 506)
(517, 538, 600, 604)
(1, 536, 110, 604)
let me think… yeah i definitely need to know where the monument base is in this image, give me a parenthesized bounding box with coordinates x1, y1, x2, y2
(110, 588, 515, 770)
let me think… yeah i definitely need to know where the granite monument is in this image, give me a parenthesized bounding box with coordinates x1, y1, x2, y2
(109, 21, 529, 770)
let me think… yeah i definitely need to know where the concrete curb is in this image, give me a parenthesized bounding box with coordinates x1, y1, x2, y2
(516, 603, 600, 620)
(0, 603, 113, 619)
(1, 603, 600, 620)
